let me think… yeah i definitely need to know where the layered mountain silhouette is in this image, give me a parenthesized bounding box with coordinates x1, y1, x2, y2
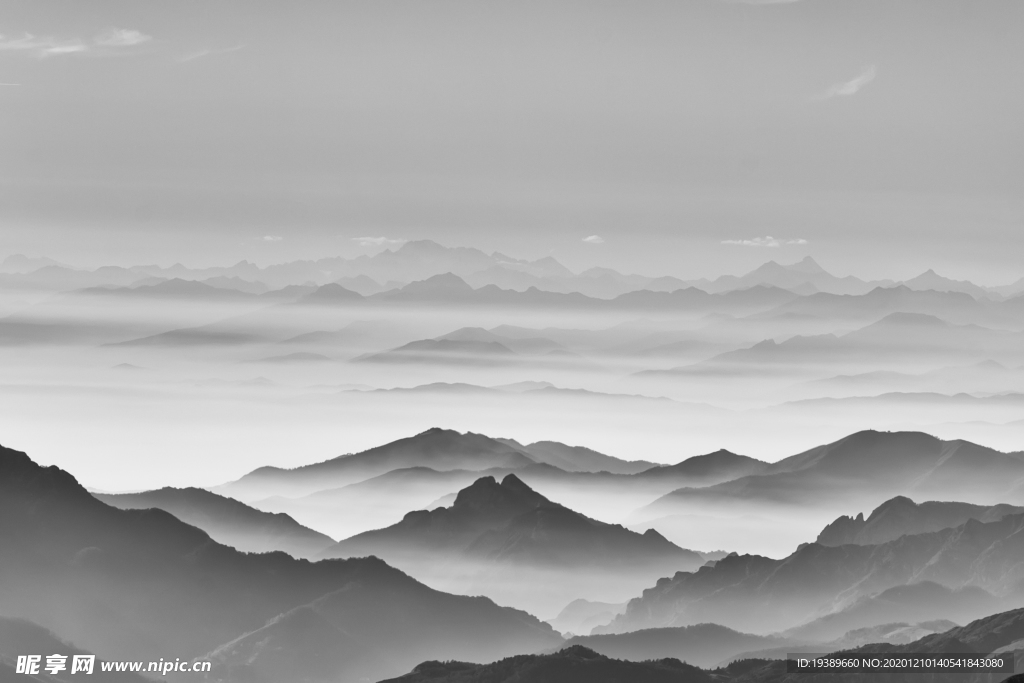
(562, 623, 789, 669)
(782, 581, 1000, 643)
(385, 607, 1024, 683)
(639, 430, 1024, 516)
(218, 428, 655, 500)
(599, 506, 1024, 635)
(323, 474, 702, 571)
(816, 496, 1024, 547)
(0, 443, 561, 683)
(94, 487, 335, 558)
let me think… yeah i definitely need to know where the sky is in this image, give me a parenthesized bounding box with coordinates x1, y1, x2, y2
(2, 0, 1023, 282)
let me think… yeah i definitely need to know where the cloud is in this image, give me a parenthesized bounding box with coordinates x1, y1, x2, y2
(262, 236, 283, 242)
(0, 83, 23, 86)
(818, 65, 877, 99)
(352, 236, 407, 247)
(722, 236, 808, 248)
(94, 29, 151, 48)
(582, 235, 605, 244)
(178, 45, 244, 63)
(0, 29, 151, 57)
(0, 34, 88, 56)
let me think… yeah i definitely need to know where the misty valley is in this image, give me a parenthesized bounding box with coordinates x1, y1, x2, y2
(2, 242, 1024, 682)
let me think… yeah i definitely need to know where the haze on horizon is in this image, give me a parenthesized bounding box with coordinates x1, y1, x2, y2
(1, 0, 1022, 283)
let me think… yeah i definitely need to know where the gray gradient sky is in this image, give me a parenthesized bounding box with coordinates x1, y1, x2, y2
(1, 0, 1022, 282)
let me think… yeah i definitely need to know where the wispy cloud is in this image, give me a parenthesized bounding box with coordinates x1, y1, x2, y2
(178, 45, 244, 63)
(582, 235, 605, 245)
(817, 65, 877, 100)
(262, 236, 283, 242)
(352, 236, 407, 248)
(0, 28, 151, 58)
(94, 29, 151, 48)
(722, 236, 808, 248)
(0, 82, 22, 86)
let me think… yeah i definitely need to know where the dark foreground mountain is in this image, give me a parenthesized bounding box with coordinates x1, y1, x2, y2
(562, 623, 789, 669)
(0, 616, 148, 682)
(384, 609, 1024, 683)
(378, 645, 715, 683)
(94, 487, 335, 558)
(598, 509, 1024, 635)
(0, 443, 561, 683)
(324, 473, 702, 571)
(816, 496, 1024, 547)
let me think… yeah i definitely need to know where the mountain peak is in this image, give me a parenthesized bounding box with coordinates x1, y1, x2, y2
(398, 272, 474, 294)
(789, 255, 826, 274)
(453, 475, 550, 513)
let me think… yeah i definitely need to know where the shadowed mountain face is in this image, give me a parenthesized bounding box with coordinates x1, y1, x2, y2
(0, 617, 149, 682)
(817, 496, 1024, 547)
(325, 474, 701, 570)
(378, 645, 715, 683)
(598, 509, 1024, 636)
(0, 443, 561, 683)
(94, 487, 336, 558)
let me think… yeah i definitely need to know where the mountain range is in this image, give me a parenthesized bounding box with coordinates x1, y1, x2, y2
(0, 442, 562, 683)
(7, 244, 1023, 301)
(323, 474, 702, 572)
(94, 487, 336, 558)
(383, 607, 1024, 682)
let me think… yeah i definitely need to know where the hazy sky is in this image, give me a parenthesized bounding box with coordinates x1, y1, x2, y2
(2, 0, 1022, 282)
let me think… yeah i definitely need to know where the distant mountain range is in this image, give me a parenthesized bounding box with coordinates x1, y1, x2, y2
(637, 430, 1024, 518)
(217, 427, 657, 500)
(816, 496, 1024, 547)
(94, 487, 336, 558)
(6, 243, 1023, 300)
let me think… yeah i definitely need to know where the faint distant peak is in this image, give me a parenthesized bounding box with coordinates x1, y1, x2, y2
(0, 253, 72, 274)
(788, 255, 826, 275)
(399, 272, 474, 292)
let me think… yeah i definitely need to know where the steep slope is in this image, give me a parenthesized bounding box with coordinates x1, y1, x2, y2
(94, 487, 335, 558)
(0, 443, 561, 683)
(598, 511, 1024, 635)
(817, 496, 1024, 547)
(325, 474, 702, 570)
